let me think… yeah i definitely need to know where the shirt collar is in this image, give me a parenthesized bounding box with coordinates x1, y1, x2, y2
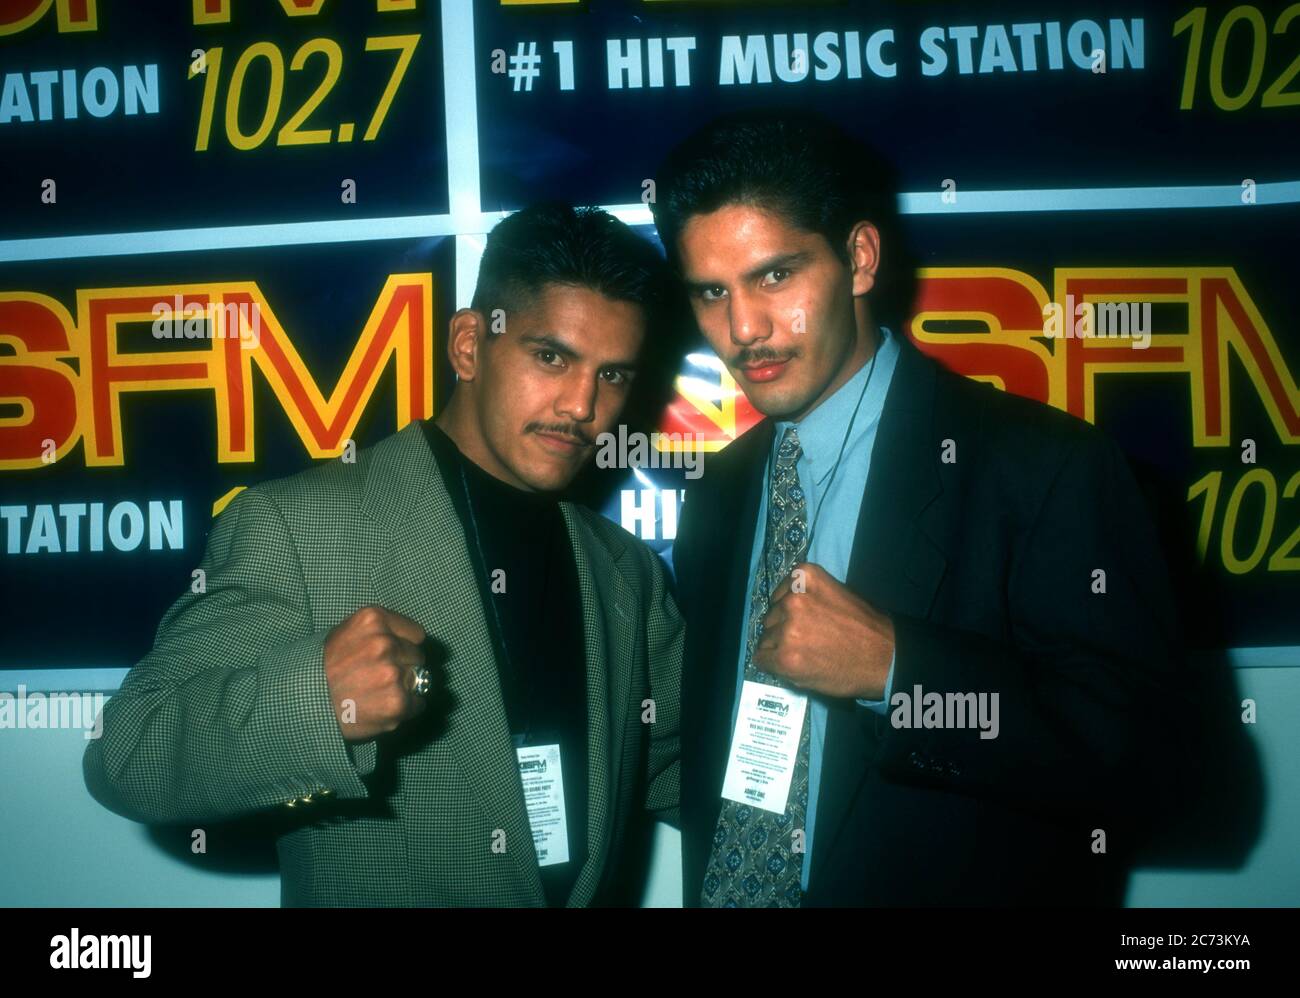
(773, 325, 898, 485)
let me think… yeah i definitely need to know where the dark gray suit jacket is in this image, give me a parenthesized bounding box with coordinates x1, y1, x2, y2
(674, 335, 1181, 906)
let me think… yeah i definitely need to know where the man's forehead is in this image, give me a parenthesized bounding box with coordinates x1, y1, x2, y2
(506, 282, 636, 319)
(681, 202, 792, 242)
(679, 209, 827, 279)
(505, 286, 644, 362)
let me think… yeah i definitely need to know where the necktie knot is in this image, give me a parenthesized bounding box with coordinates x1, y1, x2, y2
(776, 426, 802, 471)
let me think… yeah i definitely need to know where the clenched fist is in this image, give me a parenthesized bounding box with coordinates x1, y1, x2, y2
(752, 562, 894, 700)
(323, 605, 429, 741)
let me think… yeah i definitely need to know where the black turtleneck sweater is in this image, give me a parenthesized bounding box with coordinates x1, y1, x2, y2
(421, 420, 588, 908)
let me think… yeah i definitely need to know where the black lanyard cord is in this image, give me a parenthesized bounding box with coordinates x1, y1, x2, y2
(456, 460, 561, 748)
(760, 342, 881, 601)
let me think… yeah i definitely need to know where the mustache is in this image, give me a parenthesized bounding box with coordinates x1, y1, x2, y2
(525, 422, 594, 446)
(731, 345, 801, 368)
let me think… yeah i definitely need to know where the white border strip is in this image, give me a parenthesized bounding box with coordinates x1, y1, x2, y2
(4, 181, 1298, 264)
(442, 0, 482, 222)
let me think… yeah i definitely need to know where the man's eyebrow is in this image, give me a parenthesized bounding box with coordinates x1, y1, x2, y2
(682, 277, 717, 296)
(519, 333, 638, 370)
(519, 333, 581, 360)
(741, 250, 814, 283)
(684, 250, 815, 293)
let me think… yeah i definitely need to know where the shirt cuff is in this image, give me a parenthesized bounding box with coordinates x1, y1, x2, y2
(855, 650, 896, 715)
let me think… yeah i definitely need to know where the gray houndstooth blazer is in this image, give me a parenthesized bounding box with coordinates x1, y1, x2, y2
(83, 421, 683, 906)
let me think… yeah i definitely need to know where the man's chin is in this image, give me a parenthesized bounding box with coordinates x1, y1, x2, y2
(517, 460, 582, 494)
(741, 381, 814, 420)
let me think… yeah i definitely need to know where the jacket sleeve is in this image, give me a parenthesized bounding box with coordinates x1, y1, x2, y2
(642, 547, 684, 827)
(874, 428, 1183, 836)
(83, 486, 374, 825)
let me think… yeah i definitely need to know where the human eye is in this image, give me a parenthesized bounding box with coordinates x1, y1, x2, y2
(600, 368, 631, 386)
(698, 285, 727, 303)
(760, 268, 792, 287)
(535, 349, 565, 367)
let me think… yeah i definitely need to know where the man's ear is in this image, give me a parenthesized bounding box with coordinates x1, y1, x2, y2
(447, 308, 485, 381)
(847, 221, 881, 297)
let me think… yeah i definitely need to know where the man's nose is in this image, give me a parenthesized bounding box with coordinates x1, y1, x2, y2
(728, 292, 770, 346)
(555, 372, 598, 425)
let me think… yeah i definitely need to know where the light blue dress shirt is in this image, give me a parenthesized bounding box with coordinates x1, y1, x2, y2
(730, 325, 900, 892)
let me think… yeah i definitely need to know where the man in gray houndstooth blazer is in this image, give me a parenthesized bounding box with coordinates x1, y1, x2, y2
(84, 203, 684, 906)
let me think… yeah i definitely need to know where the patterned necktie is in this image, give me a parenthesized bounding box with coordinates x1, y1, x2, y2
(702, 425, 811, 908)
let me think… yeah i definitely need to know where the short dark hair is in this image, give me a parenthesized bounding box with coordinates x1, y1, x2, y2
(471, 201, 668, 327)
(650, 107, 916, 327)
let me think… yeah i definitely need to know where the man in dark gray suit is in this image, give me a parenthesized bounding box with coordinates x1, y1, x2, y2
(652, 109, 1182, 907)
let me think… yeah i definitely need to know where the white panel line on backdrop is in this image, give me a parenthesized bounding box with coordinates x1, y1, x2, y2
(443, 0, 482, 222)
(5, 181, 1300, 263)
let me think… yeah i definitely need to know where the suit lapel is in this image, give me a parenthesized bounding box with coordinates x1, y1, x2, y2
(810, 336, 948, 888)
(843, 335, 947, 618)
(363, 424, 545, 905)
(361, 423, 638, 907)
(558, 504, 634, 907)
